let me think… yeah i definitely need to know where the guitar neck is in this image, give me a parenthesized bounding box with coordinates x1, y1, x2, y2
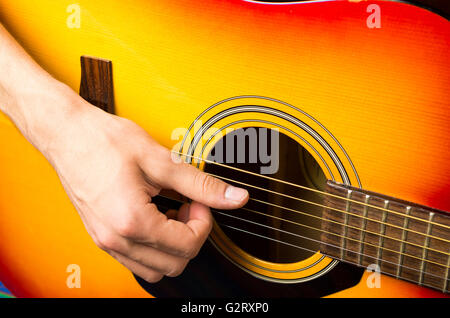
(320, 180, 450, 293)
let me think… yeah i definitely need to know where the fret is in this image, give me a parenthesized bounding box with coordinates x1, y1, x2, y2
(340, 189, 352, 260)
(358, 195, 370, 266)
(396, 206, 411, 278)
(443, 256, 450, 293)
(376, 200, 389, 267)
(418, 212, 435, 285)
(321, 181, 450, 294)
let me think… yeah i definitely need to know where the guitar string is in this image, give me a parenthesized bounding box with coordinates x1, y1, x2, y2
(172, 151, 450, 230)
(215, 218, 448, 282)
(156, 199, 448, 285)
(238, 202, 449, 257)
(212, 209, 449, 269)
(209, 172, 450, 244)
(156, 194, 450, 270)
(218, 223, 448, 292)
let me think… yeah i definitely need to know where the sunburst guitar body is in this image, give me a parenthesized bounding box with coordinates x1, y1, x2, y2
(0, 0, 449, 297)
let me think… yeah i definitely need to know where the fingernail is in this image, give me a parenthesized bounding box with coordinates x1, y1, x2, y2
(224, 186, 248, 202)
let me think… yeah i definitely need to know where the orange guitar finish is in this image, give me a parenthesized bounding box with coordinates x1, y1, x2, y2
(0, 0, 448, 297)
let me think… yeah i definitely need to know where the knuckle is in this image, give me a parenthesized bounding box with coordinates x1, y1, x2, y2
(92, 236, 106, 250)
(96, 230, 120, 251)
(114, 207, 141, 239)
(167, 261, 188, 277)
(153, 148, 175, 181)
(182, 243, 200, 260)
(144, 272, 163, 283)
(115, 218, 137, 238)
(195, 172, 215, 197)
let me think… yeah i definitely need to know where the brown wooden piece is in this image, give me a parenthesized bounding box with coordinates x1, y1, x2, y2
(320, 180, 450, 293)
(79, 55, 115, 114)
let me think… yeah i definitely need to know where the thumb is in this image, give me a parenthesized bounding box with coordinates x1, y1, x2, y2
(160, 152, 249, 209)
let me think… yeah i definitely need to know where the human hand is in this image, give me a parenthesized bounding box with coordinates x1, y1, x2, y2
(0, 22, 250, 283)
(38, 92, 249, 283)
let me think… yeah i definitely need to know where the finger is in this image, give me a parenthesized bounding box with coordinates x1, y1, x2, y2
(176, 203, 190, 223)
(164, 203, 189, 223)
(140, 148, 249, 210)
(124, 242, 189, 277)
(133, 201, 213, 258)
(108, 250, 164, 283)
(157, 201, 212, 258)
(165, 209, 178, 220)
(92, 216, 189, 277)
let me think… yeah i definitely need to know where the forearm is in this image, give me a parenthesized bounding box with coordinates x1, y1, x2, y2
(0, 22, 249, 285)
(0, 23, 86, 155)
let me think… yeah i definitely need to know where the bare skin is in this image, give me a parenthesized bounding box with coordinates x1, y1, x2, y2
(0, 23, 249, 283)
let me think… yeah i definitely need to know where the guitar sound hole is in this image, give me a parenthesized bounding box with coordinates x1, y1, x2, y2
(204, 127, 327, 263)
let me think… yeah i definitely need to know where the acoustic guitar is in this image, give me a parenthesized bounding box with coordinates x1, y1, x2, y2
(0, 0, 448, 297)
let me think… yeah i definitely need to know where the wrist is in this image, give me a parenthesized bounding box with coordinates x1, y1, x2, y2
(15, 80, 92, 159)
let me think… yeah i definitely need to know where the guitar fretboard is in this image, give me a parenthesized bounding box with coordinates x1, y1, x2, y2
(320, 181, 450, 293)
